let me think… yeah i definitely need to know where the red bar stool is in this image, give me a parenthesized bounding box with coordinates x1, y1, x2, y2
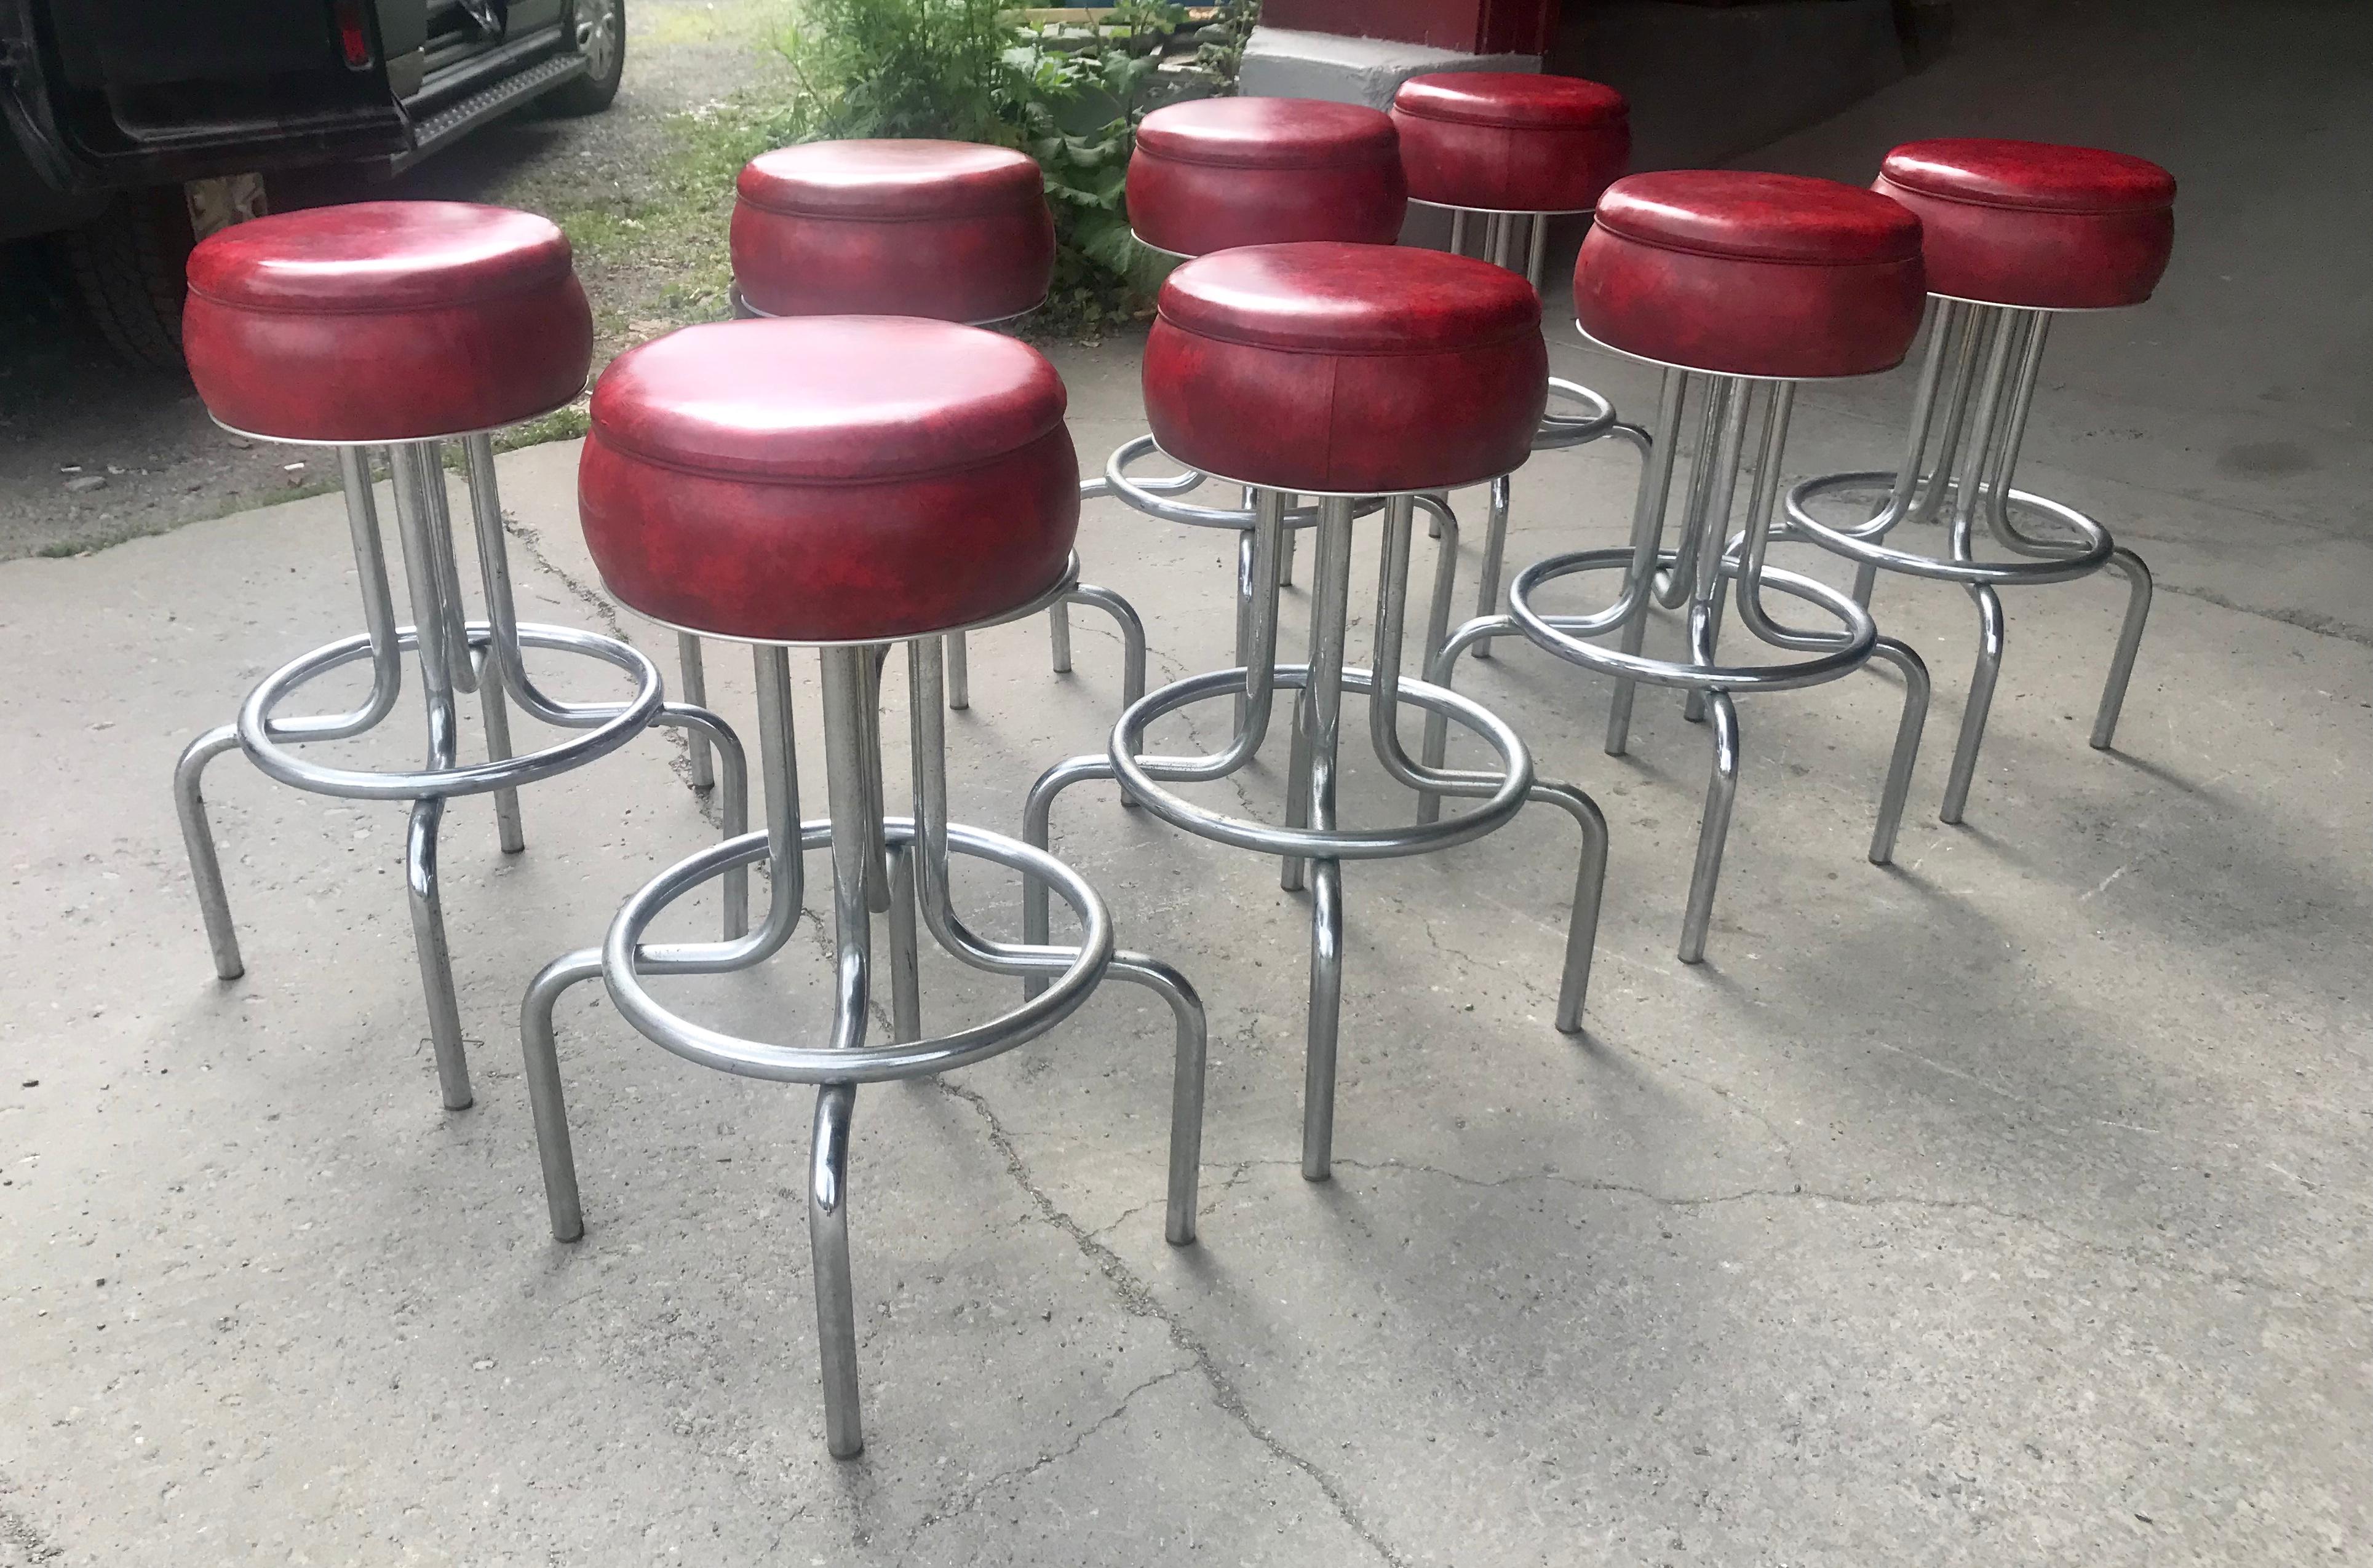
(1428, 172, 1933, 964)
(1785, 139, 2169, 822)
(1025, 244, 1608, 1182)
(522, 316, 1208, 1460)
(668, 140, 1142, 731)
(1391, 69, 1643, 661)
(1102, 97, 1415, 651)
(171, 202, 747, 1112)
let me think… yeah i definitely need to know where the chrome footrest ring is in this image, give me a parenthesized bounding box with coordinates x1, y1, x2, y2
(1111, 665, 1533, 860)
(1091, 435, 1390, 531)
(236, 622, 663, 800)
(1509, 548, 1876, 694)
(603, 817, 1114, 1084)
(1532, 377, 1621, 452)
(1784, 469, 2115, 586)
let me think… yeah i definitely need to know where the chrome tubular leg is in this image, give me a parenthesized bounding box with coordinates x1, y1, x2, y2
(1450, 208, 1470, 258)
(1063, 585, 1148, 710)
(1049, 598, 1073, 674)
(1280, 685, 1313, 893)
(944, 632, 971, 711)
(173, 725, 247, 980)
(654, 704, 750, 937)
(1864, 636, 1931, 865)
(406, 795, 473, 1110)
(391, 445, 473, 1109)
(521, 948, 603, 1241)
(1279, 523, 1298, 587)
(675, 633, 715, 790)
(808, 1081, 862, 1460)
(1472, 473, 1512, 660)
(1677, 689, 1741, 965)
(1941, 582, 2005, 825)
(477, 652, 527, 854)
(886, 844, 923, 1045)
(1682, 577, 1729, 726)
(1538, 782, 1608, 1033)
(2093, 547, 2153, 750)
(859, 647, 892, 915)
(1233, 529, 1257, 732)
(1297, 498, 1357, 1176)
(1100, 953, 1207, 1245)
(1525, 212, 1549, 290)
(1303, 857, 1344, 1181)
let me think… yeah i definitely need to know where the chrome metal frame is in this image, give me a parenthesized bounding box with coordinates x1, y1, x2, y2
(1023, 485, 1607, 1183)
(173, 435, 749, 1111)
(1783, 298, 2152, 822)
(1433, 199, 1652, 660)
(1425, 365, 1931, 965)
(522, 630, 1207, 1460)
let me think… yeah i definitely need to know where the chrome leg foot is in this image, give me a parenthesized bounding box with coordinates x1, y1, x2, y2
(2093, 546, 2152, 750)
(1941, 582, 2005, 825)
(174, 724, 247, 981)
(1865, 636, 1931, 865)
(809, 1082, 862, 1460)
(521, 949, 602, 1241)
(1301, 857, 1344, 1182)
(1677, 689, 1740, 965)
(1107, 955, 1207, 1246)
(405, 794, 474, 1111)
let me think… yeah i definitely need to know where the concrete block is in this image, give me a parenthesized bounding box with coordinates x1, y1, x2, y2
(1238, 25, 1538, 109)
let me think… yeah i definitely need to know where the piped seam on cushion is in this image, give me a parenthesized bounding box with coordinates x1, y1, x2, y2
(1146, 320, 1545, 359)
(584, 422, 1073, 487)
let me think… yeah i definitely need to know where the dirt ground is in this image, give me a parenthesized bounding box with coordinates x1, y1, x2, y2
(0, 0, 795, 561)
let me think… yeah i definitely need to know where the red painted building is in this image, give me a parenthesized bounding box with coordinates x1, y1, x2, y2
(1260, 0, 1564, 56)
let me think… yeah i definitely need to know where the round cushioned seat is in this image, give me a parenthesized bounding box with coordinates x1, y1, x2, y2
(184, 201, 592, 443)
(1874, 137, 2176, 310)
(1391, 71, 1629, 214)
(1143, 243, 1547, 495)
(731, 140, 1055, 323)
(1127, 98, 1407, 259)
(580, 318, 1078, 644)
(1574, 170, 1926, 379)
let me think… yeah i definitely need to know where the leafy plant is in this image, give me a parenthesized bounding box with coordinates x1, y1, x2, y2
(761, 0, 1258, 336)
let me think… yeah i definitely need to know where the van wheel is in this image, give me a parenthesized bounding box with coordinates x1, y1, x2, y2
(53, 187, 194, 371)
(549, 0, 624, 115)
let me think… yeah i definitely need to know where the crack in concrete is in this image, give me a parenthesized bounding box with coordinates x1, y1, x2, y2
(931, 1077, 1411, 1568)
(900, 1365, 1191, 1551)
(1193, 1155, 2373, 1312)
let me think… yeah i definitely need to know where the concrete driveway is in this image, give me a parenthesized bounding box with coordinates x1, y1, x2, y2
(1, 2, 2366, 1562)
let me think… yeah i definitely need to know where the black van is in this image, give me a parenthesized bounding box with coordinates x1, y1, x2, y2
(0, 0, 622, 364)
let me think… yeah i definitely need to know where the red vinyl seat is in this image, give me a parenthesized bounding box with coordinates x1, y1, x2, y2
(183, 201, 592, 443)
(579, 317, 1078, 644)
(1391, 71, 1630, 214)
(1874, 137, 2176, 311)
(1573, 170, 1927, 379)
(731, 139, 1055, 323)
(1126, 98, 1407, 258)
(1143, 242, 1548, 495)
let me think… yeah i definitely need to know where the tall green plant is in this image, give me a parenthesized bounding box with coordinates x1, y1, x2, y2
(773, 0, 1257, 333)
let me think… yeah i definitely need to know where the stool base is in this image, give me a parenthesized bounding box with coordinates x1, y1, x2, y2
(523, 636, 1207, 1460)
(1783, 299, 2152, 823)
(173, 435, 747, 1111)
(1025, 489, 1607, 1181)
(1430, 366, 1929, 965)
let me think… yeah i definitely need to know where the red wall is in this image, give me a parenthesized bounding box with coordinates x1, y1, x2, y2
(1261, 0, 1561, 55)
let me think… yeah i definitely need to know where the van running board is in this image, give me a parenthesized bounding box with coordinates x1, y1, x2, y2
(384, 52, 589, 173)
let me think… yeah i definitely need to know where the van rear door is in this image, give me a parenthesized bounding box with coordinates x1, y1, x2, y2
(0, 0, 410, 194)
